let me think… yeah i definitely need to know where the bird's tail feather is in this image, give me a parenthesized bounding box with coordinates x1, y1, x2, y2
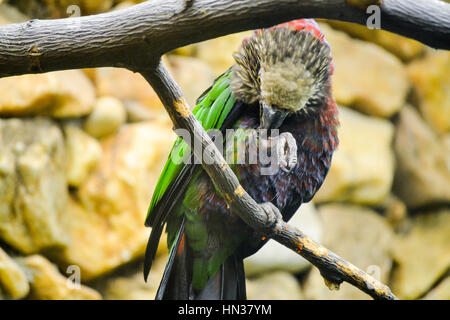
(155, 227, 246, 300)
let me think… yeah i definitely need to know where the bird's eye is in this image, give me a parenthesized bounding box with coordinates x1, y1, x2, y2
(257, 74, 261, 84)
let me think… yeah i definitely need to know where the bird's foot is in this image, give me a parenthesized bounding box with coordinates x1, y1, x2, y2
(260, 202, 283, 233)
(271, 132, 297, 173)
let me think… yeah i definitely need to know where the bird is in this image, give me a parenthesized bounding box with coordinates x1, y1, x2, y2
(143, 19, 339, 300)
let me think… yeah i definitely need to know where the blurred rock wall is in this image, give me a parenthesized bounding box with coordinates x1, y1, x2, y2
(0, 1, 448, 300)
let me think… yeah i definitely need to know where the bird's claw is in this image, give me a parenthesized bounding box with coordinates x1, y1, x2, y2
(273, 132, 297, 173)
(260, 202, 283, 232)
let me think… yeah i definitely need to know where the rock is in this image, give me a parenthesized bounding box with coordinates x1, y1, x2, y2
(95, 67, 165, 113)
(0, 70, 95, 117)
(170, 45, 198, 58)
(324, 20, 425, 61)
(95, 56, 211, 115)
(64, 124, 102, 187)
(381, 195, 408, 228)
(314, 107, 395, 205)
(15, 0, 115, 18)
(302, 204, 394, 300)
(319, 23, 409, 118)
(391, 209, 450, 300)
(244, 202, 321, 276)
(408, 50, 450, 134)
(393, 106, 450, 208)
(84, 96, 127, 138)
(246, 271, 303, 300)
(0, 118, 68, 254)
(167, 55, 216, 107)
(422, 277, 450, 300)
(0, 247, 29, 299)
(195, 31, 253, 77)
(0, 3, 29, 25)
(52, 122, 174, 279)
(17, 255, 101, 300)
(80, 0, 115, 15)
(103, 255, 167, 300)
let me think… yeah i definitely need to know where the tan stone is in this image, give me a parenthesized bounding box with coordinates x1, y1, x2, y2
(0, 247, 29, 299)
(314, 107, 395, 205)
(95, 67, 165, 113)
(408, 50, 450, 134)
(103, 255, 167, 300)
(0, 3, 28, 25)
(393, 106, 450, 208)
(392, 210, 450, 300)
(18, 0, 112, 18)
(303, 204, 394, 300)
(0, 70, 95, 117)
(0, 118, 68, 254)
(84, 96, 127, 138)
(18, 255, 101, 300)
(64, 124, 102, 187)
(422, 277, 450, 300)
(123, 100, 158, 122)
(319, 23, 409, 117)
(246, 271, 303, 300)
(53, 122, 174, 279)
(195, 31, 253, 77)
(167, 55, 216, 107)
(324, 20, 425, 61)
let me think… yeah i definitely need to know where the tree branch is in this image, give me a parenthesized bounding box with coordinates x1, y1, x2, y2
(141, 60, 397, 300)
(0, 0, 449, 77)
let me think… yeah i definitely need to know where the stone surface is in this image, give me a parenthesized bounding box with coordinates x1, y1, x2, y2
(195, 31, 253, 77)
(244, 202, 321, 276)
(123, 100, 158, 123)
(408, 50, 450, 134)
(302, 204, 394, 300)
(52, 121, 174, 279)
(422, 277, 450, 300)
(64, 124, 102, 187)
(391, 209, 450, 300)
(325, 20, 425, 61)
(0, 70, 95, 117)
(0, 118, 68, 254)
(17, 255, 101, 300)
(246, 271, 303, 300)
(314, 107, 395, 205)
(103, 255, 167, 300)
(83, 96, 127, 138)
(14, 0, 115, 18)
(319, 23, 409, 117)
(0, 247, 29, 299)
(393, 106, 450, 208)
(167, 55, 216, 107)
(95, 67, 165, 113)
(382, 195, 408, 228)
(95, 56, 214, 117)
(0, 3, 29, 25)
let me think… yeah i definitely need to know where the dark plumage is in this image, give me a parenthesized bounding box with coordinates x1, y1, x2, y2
(144, 19, 339, 300)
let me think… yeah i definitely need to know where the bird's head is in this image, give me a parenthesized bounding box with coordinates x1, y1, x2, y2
(231, 19, 333, 129)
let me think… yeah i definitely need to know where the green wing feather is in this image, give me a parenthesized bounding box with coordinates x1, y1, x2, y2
(146, 69, 235, 222)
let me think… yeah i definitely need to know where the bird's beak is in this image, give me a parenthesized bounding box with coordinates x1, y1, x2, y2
(259, 102, 289, 130)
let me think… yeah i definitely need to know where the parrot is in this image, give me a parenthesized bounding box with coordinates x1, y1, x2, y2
(143, 19, 339, 300)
